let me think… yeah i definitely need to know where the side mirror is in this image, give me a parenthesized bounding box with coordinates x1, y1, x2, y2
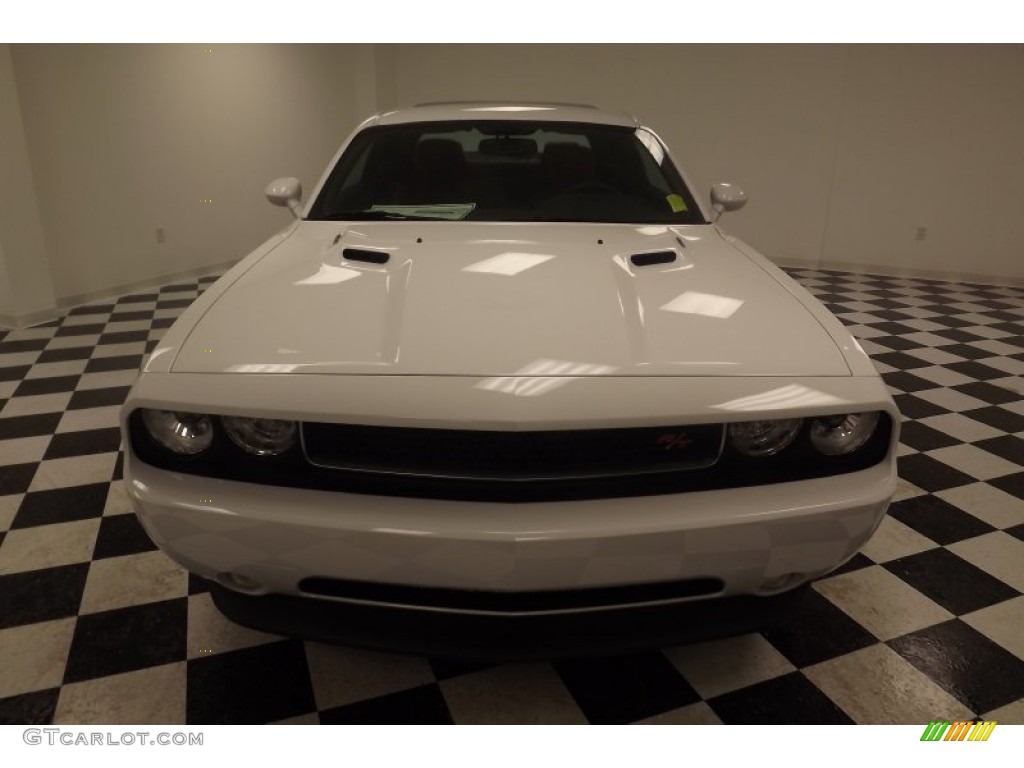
(710, 182, 747, 222)
(265, 177, 303, 218)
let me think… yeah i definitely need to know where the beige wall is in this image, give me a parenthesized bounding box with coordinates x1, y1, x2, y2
(2, 43, 1022, 327)
(379, 43, 1024, 281)
(0, 45, 56, 324)
(10, 43, 374, 307)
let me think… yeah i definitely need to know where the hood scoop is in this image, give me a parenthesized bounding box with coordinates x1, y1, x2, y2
(630, 250, 677, 267)
(343, 248, 390, 265)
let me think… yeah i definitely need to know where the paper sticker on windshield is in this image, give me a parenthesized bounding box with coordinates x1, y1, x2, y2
(369, 203, 476, 220)
(666, 194, 687, 213)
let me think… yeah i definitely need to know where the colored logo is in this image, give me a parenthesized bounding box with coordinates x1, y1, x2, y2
(920, 720, 996, 741)
(656, 432, 693, 451)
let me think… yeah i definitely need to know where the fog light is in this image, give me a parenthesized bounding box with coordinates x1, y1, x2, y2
(761, 573, 806, 592)
(217, 572, 263, 593)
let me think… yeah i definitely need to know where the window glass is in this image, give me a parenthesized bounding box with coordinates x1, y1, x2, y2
(308, 121, 704, 224)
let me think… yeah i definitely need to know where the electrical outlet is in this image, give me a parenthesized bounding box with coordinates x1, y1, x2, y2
(914, 226, 927, 241)
(155, 227, 166, 244)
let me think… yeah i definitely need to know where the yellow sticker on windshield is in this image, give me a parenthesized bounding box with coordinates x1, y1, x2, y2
(666, 194, 687, 213)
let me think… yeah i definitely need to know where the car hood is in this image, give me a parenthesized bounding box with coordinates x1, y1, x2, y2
(171, 222, 850, 377)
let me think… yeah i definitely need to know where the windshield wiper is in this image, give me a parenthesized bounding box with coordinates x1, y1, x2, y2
(315, 210, 441, 221)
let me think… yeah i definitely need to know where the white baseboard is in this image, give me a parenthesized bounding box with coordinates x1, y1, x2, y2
(0, 259, 239, 330)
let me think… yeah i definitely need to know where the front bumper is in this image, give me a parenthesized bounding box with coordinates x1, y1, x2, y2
(126, 452, 894, 607)
(208, 580, 813, 660)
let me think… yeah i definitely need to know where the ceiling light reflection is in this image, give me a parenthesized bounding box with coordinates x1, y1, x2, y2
(295, 264, 362, 286)
(226, 363, 300, 373)
(463, 252, 554, 276)
(661, 291, 744, 319)
(635, 128, 665, 165)
(476, 358, 618, 397)
(464, 106, 556, 112)
(711, 384, 850, 412)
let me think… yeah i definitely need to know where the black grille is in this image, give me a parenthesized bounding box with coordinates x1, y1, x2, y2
(301, 422, 724, 480)
(297, 576, 725, 614)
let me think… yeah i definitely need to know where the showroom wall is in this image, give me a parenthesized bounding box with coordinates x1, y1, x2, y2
(1, 43, 1021, 327)
(7, 43, 375, 314)
(0, 46, 56, 325)
(378, 44, 1024, 282)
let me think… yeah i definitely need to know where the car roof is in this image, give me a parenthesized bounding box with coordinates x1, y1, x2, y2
(371, 101, 639, 128)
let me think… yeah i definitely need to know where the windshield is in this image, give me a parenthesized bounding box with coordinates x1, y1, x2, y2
(308, 121, 706, 224)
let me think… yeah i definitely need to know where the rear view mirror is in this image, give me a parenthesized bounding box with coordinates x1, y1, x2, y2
(710, 182, 747, 221)
(265, 177, 303, 218)
(479, 137, 538, 158)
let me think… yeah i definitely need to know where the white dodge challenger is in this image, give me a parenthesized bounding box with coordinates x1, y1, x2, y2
(122, 102, 898, 656)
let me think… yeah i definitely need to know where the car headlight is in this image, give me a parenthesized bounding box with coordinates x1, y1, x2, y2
(141, 409, 214, 455)
(728, 418, 802, 457)
(810, 412, 880, 455)
(222, 416, 298, 457)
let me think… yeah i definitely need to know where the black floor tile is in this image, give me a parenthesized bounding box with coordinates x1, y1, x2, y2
(36, 347, 93, 363)
(898, 422, 962, 452)
(953, 381, 1022, 406)
(887, 495, 996, 545)
(972, 436, 1024, 468)
(84, 355, 144, 374)
(12, 484, 110, 529)
(319, 683, 452, 725)
(64, 598, 188, 684)
(0, 365, 32, 382)
(947, 361, 1016, 381)
(93, 514, 158, 559)
(0, 563, 89, 629)
(0, 688, 60, 725)
(0, 413, 63, 440)
(98, 331, 150, 346)
(882, 549, 1018, 615)
(0, 339, 48, 354)
(54, 323, 105, 337)
(707, 672, 854, 724)
(186, 640, 316, 724)
(889, 620, 1024, 715)
(1005, 524, 1024, 542)
(761, 588, 877, 667)
(898, 454, 976, 492)
(873, 352, 933, 371)
(156, 299, 193, 309)
(68, 386, 131, 410)
(824, 552, 874, 577)
(43, 427, 122, 459)
(13, 376, 80, 397)
(0, 463, 37, 495)
(188, 573, 213, 595)
(109, 311, 155, 322)
(990, 472, 1024, 500)
(873, 336, 926, 352)
(892, 394, 948, 420)
(940, 343, 1001, 361)
(962, 406, 1024, 434)
(882, 371, 941, 393)
(554, 652, 700, 724)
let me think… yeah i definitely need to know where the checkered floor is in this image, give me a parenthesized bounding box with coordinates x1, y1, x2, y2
(1, 268, 1022, 725)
